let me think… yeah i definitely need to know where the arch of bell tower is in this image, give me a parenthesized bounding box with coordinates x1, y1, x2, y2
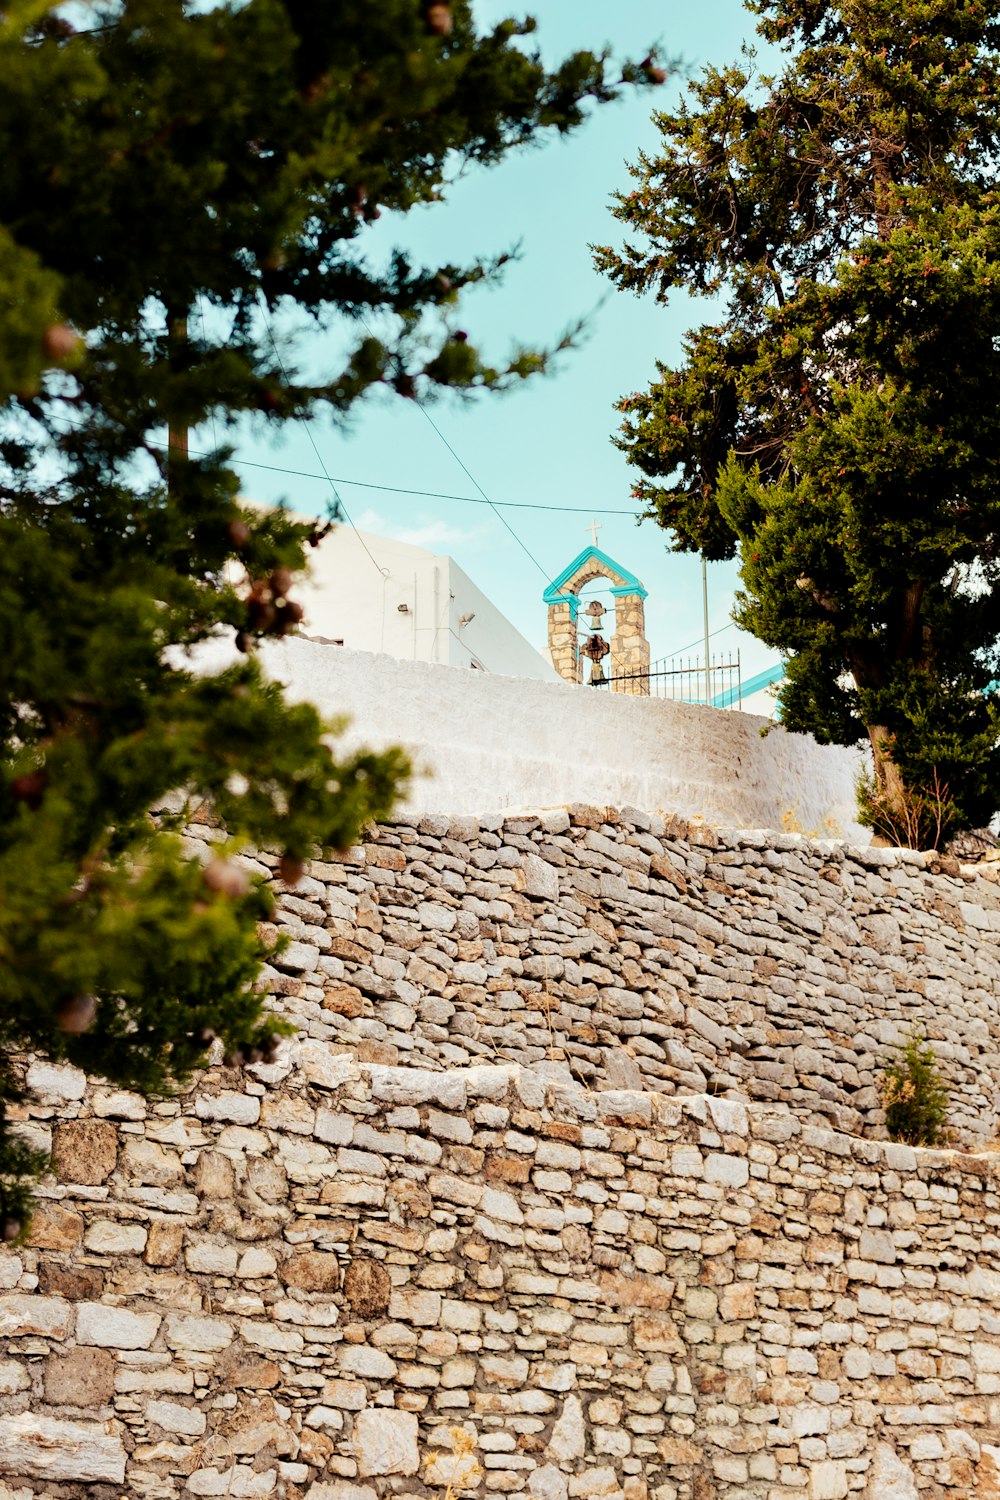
(543, 544, 650, 695)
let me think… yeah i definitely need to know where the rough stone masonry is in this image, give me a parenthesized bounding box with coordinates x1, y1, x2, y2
(3, 805, 1000, 1500)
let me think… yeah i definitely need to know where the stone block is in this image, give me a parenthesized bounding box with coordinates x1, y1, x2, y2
(238, 1247, 278, 1279)
(354, 1408, 419, 1477)
(633, 1315, 684, 1354)
(52, 1120, 117, 1184)
(27, 1204, 83, 1250)
(164, 1313, 234, 1353)
(0, 1360, 28, 1396)
(119, 1138, 183, 1185)
(342, 1258, 391, 1316)
(76, 1303, 160, 1350)
(243, 1320, 305, 1354)
(863, 1444, 917, 1499)
(599, 1272, 675, 1310)
(416, 900, 457, 931)
(145, 1220, 184, 1266)
(303, 1487, 377, 1500)
(859, 1229, 896, 1265)
(656, 1435, 703, 1465)
(546, 1395, 584, 1462)
(0, 1412, 125, 1484)
(25, 1061, 86, 1105)
(708, 1096, 749, 1134)
(704, 1152, 749, 1188)
(194, 1092, 260, 1125)
(338, 1346, 397, 1380)
(187, 1465, 277, 1496)
(364, 1065, 466, 1110)
(194, 1150, 236, 1198)
(322, 1379, 367, 1410)
(92, 1089, 146, 1120)
(521, 855, 559, 901)
(281, 940, 321, 971)
(215, 1347, 282, 1391)
(186, 1239, 240, 1275)
(44, 1348, 115, 1408)
(0, 1295, 71, 1339)
(719, 1282, 756, 1321)
(424, 1449, 481, 1491)
(977, 1447, 1000, 1499)
(295, 1042, 359, 1092)
(83, 1220, 147, 1256)
(38, 1263, 103, 1300)
(246, 1157, 289, 1202)
(281, 1252, 341, 1292)
(972, 1342, 1000, 1373)
(388, 1288, 441, 1326)
(147, 1399, 206, 1436)
(323, 986, 366, 1018)
(529, 1466, 569, 1500)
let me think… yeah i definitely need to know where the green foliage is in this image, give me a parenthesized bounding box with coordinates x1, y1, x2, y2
(598, 0, 1000, 844)
(879, 1031, 950, 1147)
(0, 0, 657, 1220)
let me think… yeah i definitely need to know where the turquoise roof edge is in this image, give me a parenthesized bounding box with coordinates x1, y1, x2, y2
(542, 546, 648, 608)
(712, 662, 785, 709)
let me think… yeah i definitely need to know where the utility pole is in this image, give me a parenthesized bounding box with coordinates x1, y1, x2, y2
(702, 556, 711, 707)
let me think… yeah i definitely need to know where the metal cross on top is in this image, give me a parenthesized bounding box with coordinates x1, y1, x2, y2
(586, 518, 602, 548)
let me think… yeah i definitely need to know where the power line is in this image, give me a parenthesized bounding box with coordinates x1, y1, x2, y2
(412, 399, 556, 586)
(222, 455, 639, 517)
(356, 310, 565, 592)
(407, 399, 636, 677)
(37, 409, 638, 518)
(661, 620, 736, 659)
(40, 389, 639, 675)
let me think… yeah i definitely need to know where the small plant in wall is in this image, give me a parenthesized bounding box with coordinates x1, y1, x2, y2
(879, 1031, 950, 1146)
(857, 763, 957, 851)
(424, 1427, 483, 1497)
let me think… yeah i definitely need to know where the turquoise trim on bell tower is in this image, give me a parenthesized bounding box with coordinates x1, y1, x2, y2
(542, 546, 649, 620)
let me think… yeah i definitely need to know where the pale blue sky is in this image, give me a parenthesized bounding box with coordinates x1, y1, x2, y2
(227, 1, 776, 680)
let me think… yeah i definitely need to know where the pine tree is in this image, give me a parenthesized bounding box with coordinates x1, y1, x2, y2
(0, 0, 658, 1228)
(596, 0, 1000, 847)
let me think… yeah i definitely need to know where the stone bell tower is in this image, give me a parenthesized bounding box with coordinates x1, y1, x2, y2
(543, 527, 651, 695)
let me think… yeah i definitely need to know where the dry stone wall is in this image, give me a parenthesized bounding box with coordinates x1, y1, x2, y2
(242, 807, 1000, 1146)
(3, 1060, 1000, 1500)
(4, 806, 1000, 1499)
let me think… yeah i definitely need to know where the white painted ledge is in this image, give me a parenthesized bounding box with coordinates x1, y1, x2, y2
(189, 638, 868, 842)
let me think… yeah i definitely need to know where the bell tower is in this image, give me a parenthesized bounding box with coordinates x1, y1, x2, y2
(543, 529, 650, 694)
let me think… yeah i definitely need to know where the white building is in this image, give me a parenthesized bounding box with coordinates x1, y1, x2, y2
(295, 523, 559, 682)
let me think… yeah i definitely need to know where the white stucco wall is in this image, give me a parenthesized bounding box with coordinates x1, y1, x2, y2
(234, 638, 868, 839)
(293, 524, 557, 680)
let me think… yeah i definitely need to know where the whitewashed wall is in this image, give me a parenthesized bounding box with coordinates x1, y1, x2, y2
(239, 638, 868, 839)
(293, 523, 558, 680)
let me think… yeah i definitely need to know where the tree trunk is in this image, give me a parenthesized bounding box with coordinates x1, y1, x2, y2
(867, 722, 905, 802)
(865, 722, 910, 845)
(166, 307, 188, 496)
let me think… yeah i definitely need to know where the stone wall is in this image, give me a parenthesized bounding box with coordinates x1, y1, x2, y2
(3, 1059, 1000, 1500)
(5, 808, 1000, 1499)
(546, 602, 580, 688)
(236, 807, 1000, 1146)
(196, 638, 866, 839)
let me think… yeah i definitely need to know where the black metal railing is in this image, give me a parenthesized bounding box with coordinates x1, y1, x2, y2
(602, 652, 742, 706)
